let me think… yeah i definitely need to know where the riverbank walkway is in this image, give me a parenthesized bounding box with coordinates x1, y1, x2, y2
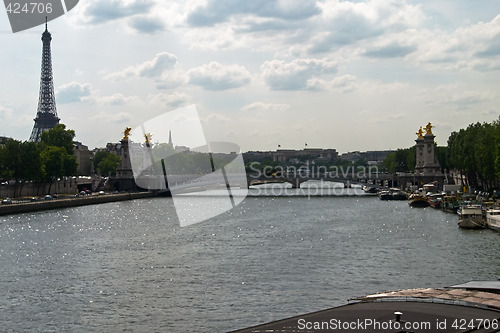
(0, 191, 157, 216)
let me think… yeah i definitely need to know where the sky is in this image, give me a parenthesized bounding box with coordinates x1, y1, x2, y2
(0, 0, 499, 154)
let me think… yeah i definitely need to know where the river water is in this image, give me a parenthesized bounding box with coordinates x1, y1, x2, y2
(0, 186, 498, 332)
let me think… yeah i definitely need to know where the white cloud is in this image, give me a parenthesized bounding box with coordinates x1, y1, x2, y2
(77, 0, 155, 24)
(408, 14, 500, 71)
(105, 52, 179, 80)
(128, 15, 167, 34)
(187, 62, 251, 90)
(156, 71, 188, 90)
(181, 0, 425, 55)
(0, 105, 13, 120)
(56, 82, 93, 104)
(3, 0, 500, 152)
(261, 58, 338, 91)
(97, 93, 141, 106)
(241, 102, 290, 112)
(363, 42, 417, 58)
(187, 0, 320, 27)
(307, 74, 358, 93)
(91, 111, 134, 124)
(148, 92, 191, 109)
(203, 113, 232, 123)
(421, 84, 497, 109)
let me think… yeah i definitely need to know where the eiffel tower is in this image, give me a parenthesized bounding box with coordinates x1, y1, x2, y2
(29, 19, 60, 142)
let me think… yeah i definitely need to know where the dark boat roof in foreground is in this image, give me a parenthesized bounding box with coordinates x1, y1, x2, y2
(230, 283, 500, 333)
(448, 280, 500, 294)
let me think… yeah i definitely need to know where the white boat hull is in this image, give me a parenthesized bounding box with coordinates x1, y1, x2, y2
(485, 209, 500, 232)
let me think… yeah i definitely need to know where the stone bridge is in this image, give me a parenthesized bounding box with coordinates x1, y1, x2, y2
(246, 172, 395, 189)
(128, 171, 400, 191)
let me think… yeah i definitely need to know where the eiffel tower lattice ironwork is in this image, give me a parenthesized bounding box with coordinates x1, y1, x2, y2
(29, 19, 60, 142)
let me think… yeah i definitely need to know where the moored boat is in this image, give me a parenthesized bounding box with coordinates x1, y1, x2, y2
(391, 189, 407, 200)
(427, 193, 443, 208)
(378, 188, 407, 200)
(362, 185, 377, 194)
(485, 208, 500, 232)
(378, 190, 392, 200)
(441, 195, 460, 213)
(408, 194, 429, 207)
(457, 204, 484, 229)
(231, 281, 500, 333)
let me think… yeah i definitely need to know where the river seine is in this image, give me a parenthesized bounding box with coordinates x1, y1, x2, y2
(0, 187, 498, 332)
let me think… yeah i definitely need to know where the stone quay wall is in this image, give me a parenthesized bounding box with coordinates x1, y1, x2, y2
(0, 178, 79, 199)
(0, 192, 156, 216)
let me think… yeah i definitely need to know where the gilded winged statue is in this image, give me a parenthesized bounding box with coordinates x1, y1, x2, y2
(123, 127, 132, 140)
(424, 122, 434, 135)
(416, 126, 424, 139)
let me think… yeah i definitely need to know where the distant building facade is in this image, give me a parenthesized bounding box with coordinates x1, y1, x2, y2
(243, 148, 338, 164)
(74, 142, 91, 176)
(338, 150, 394, 165)
(104, 142, 123, 156)
(175, 145, 190, 153)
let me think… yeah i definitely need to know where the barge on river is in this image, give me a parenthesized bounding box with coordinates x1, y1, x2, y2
(457, 204, 485, 229)
(486, 209, 500, 232)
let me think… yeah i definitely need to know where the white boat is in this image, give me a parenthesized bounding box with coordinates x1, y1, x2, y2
(485, 208, 500, 232)
(457, 205, 484, 229)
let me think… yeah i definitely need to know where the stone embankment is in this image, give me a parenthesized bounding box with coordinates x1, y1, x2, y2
(0, 192, 156, 216)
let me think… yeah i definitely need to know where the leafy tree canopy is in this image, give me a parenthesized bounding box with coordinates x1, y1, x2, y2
(40, 124, 75, 155)
(97, 153, 120, 176)
(0, 123, 78, 182)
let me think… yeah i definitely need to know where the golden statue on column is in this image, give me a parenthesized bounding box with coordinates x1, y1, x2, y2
(424, 122, 434, 135)
(123, 127, 132, 140)
(416, 126, 424, 139)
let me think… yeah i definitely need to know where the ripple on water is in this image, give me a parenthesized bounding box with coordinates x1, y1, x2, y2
(0, 196, 498, 332)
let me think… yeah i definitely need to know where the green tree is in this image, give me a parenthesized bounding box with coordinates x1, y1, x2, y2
(20, 141, 44, 181)
(353, 158, 368, 168)
(383, 147, 415, 173)
(38, 124, 78, 178)
(476, 122, 496, 189)
(63, 153, 78, 176)
(98, 154, 120, 176)
(41, 146, 77, 180)
(0, 140, 44, 182)
(41, 146, 66, 179)
(0, 139, 21, 180)
(0, 145, 6, 179)
(40, 124, 75, 155)
(382, 152, 396, 173)
(435, 146, 450, 172)
(494, 117, 500, 181)
(447, 119, 500, 191)
(93, 150, 110, 173)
